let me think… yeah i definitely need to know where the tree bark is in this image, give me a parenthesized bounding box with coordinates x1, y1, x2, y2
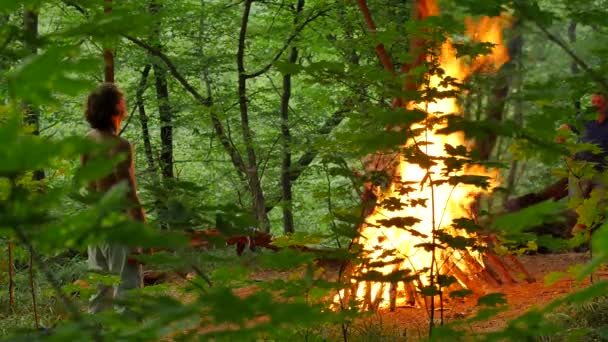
(23, 7, 44, 181)
(504, 21, 525, 201)
(103, 0, 114, 83)
(0, 15, 9, 71)
(135, 65, 156, 172)
(238, 0, 270, 232)
(478, 19, 523, 161)
(568, 21, 580, 111)
(279, 0, 305, 234)
(265, 108, 348, 213)
(150, 1, 174, 179)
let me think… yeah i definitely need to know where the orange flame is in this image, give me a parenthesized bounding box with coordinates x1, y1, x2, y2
(337, 0, 509, 310)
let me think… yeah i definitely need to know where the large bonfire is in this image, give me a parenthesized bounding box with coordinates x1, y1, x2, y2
(336, 0, 524, 311)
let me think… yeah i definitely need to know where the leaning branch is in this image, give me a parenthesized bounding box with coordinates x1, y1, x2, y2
(125, 36, 212, 106)
(522, 12, 608, 92)
(244, 7, 332, 79)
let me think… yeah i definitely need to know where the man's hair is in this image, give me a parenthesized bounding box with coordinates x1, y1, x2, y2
(85, 83, 123, 130)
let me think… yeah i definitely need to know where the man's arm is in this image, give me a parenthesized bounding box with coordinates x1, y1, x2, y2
(116, 140, 146, 223)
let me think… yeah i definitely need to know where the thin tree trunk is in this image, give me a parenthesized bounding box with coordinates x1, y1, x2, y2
(568, 21, 580, 111)
(150, 1, 173, 179)
(8, 241, 15, 313)
(280, 0, 305, 234)
(0, 15, 8, 66)
(155, 72, 173, 179)
(504, 23, 525, 201)
(29, 254, 39, 328)
(103, 0, 114, 83)
(23, 7, 44, 181)
(238, 0, 270, 232)
(136, 65, 155, 172)
(478, 19, 523, 161)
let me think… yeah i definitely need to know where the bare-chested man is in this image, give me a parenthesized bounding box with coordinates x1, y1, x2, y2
(81, 83, 145, 313)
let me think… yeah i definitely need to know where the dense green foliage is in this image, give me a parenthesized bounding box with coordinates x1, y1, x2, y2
(2, 0, 608, 341)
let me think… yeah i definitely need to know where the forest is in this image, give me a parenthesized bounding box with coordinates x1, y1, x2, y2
(2, 0, 608, 340)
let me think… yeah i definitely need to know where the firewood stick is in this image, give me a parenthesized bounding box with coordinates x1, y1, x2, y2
(484, 252, 517, 284)
(444, 260, 484, 295)
(506, 254, 535, 283)
(388, 262, 402, 311)
(389, 281, 397, 312)
(371, 282, 386, 310)
(460, 252, 502, 287)
(363, 281, 373, 311)
(412, 275, 428, 310)
(405, 281, 417, 306)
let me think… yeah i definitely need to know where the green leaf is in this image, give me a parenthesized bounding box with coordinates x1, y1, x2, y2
(259, 248, 315, 270)
(273, 61, 302, 75)
(449, 289, 473, 298)
(492, 201, 567, 233)
(477, 293, 507, 307)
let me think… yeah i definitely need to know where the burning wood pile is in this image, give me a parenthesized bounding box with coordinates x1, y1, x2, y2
(336, 0, 533, 312)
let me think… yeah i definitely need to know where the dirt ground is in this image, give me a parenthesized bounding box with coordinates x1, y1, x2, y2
(166, 251, 604, 337)
(368, 252, 602, 333)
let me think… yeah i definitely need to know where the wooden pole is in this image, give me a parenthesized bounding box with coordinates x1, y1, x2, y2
(103, 0, 114, 83)
(8, 241, 15, 313)
(29, 254, 39, 328)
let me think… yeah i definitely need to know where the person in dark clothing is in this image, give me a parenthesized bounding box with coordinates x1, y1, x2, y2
(558, 92, 608, 234)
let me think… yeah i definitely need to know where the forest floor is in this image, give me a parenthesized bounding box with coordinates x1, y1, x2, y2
(369, 252, 598, 334)
(221, 251, 600, 336)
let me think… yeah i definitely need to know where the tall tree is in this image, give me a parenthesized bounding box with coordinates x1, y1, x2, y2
(103, 0, 114, 83)
(23, 6, 43, 181)
(478, 18, 523, 161)
(135, 65, 156, 172)
(237, 0, 271, 231)
(279, 0, 305, 234)
(504, 20, 525, 201)
(150, 0, 174, 180)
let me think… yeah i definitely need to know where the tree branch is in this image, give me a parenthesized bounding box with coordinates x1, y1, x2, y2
(265, 108, 348, 213)
(243, 7, 332, 79)
(125, 35, 248, 176)
(523, 12, 608, 92)
(356, 0, 395, 73)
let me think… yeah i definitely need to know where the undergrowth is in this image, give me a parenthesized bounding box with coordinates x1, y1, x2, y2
(540, 297, 608, 342)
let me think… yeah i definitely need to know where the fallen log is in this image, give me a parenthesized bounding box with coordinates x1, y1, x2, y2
(504, 177, 568, 212)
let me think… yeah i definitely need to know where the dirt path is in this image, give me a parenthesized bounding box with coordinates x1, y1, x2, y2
(370, 252, 599, 333)
(165, 252, 601, 338)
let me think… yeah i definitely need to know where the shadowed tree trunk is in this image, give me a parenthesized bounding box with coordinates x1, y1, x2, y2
(23, 7, 44, 181)
(0, 15, 10, 75)
(103, 0, 114, 83)
(238, 0, 271, 232)
(150, 1, 174, 180)
(279, 0, 305, 234)
(504, 20, 524, 201)
(568, 21, 580, 111)
(478, 19, 523, 161)
(135, 65, 156, 172)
